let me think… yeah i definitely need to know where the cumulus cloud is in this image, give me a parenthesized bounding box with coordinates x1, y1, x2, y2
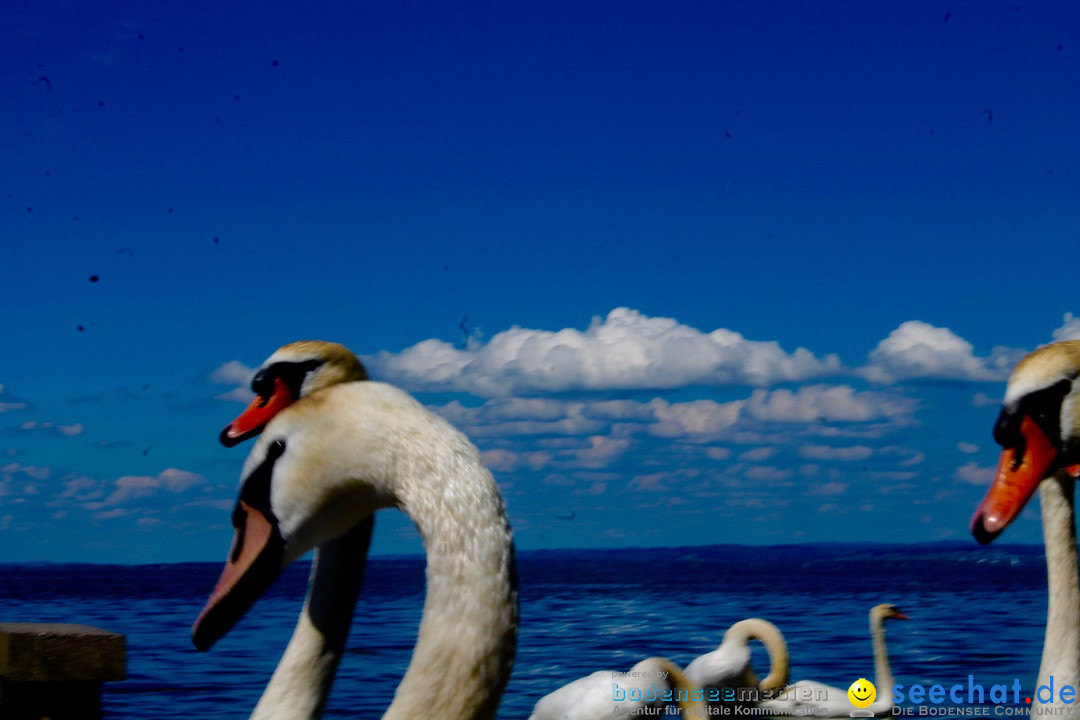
(957, 442, 980, 454)
(629, 473, 671, 492)
(571, 436, 632, 468)
(370, 308, 843, 396)
(0, 463, 51, 500)
(86, 468, 208, 510)
(437, 400, 605, 437)
(1, 463, 51, 481)
(808, 482, 848, 496)
(0, 384, 28, 414)
(211, 361, 256, 402)
(17, 420, 85, 437)
(799, 444, 874, 461)
(211, 361, 256, 385)
(860, 321, 1022, 384)
(646, 398, 743, 440)
(1053, 313, 1080, 341)
(955, 462, 995, 486)
(746, 385, 914, 423)
(705, 447, 732, 460)
(480, 448, 553, 473)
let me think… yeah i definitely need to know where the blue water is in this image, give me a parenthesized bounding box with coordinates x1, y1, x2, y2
(0, 543, 1051, 718)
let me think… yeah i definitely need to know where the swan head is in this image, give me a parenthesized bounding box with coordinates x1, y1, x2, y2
(195, 385, 400, 652)
(871, 603, 909, 623)
(219, 340, 367, 447)
(970, 340, 1080, 544)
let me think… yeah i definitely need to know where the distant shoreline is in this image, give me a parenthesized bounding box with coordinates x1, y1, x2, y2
(0, 540, 1046, 567)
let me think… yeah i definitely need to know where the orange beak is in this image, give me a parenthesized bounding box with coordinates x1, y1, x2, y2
(970, 416, 1060, 544)
(192, 501, 284, 651)
(219, 376, 296, 447)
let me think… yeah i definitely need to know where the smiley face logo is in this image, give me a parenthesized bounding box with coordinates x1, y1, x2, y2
(848, 678, 876, 708)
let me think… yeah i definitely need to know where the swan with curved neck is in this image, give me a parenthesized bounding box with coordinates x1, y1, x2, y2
(685, 617, 789, 695)
(213, 341, 376, 718)
(970, 340, 1080, 716)
(757, 604, 907, 718)
(528, 656, 706, 720)
(195, 345, 517, 720)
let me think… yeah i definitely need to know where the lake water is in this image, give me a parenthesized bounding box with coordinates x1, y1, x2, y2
(0, 543, 1053, 718)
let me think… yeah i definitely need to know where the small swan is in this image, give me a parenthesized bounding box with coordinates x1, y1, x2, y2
(757, 604, 907, 718)
(528, 657, 705, 720)
(685, 617, 789, 710)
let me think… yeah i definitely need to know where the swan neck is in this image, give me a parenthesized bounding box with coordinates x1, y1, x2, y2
(649, 657, 706, 720)
(725, 619, 789, 691)
(871, 611, 893, 691)
(1037, 475, 1080, 692)
(250, 518, 373, 720)
(382, 438, 518, 720)
(756, 624, 789, 691)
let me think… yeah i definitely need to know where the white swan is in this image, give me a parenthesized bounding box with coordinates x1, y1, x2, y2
(970, 341, 1080, 717)
(757, 604, 907, 718)
(685, 617, 789, 697)
(210, 341, 376, 718)
(528, 656, 705, 720)
(193, 377, 518, 720)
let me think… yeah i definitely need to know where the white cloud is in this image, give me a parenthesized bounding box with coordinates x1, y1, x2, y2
(809, 482, 848, 496)
(746, 385, 914, 423)
(573, 481, 607, 496)
(17, 420, 85, 437)
(799, 444, 874, 461)
(957, 442, 980, 454)
(955, 462, 995, 486)
(897, 451, 925, 467)
(705, 447, 732, 460)
(158, 468, 207, 492)
(1, 463, 51, 481)
(211, 361, 256, 403)
(739, 447, 777, 462)
(646, 398, 743, 440)
(438, 400, 605, 437)
(58, 476, 101, 501)
(480, 448, 553, 473)
(1053, 313, 1080, 341)
(860, 321, 1021, 383)
(570, 436, 632, 468)
(370, 308, 843, 396)
(629, 472, 671, 492)
(86, 468, 208, 509)
(0, 384, 27, 414)
(215, 386, 254, 403)
(743, 466, 793, 481)
(211, 360, 256, 386)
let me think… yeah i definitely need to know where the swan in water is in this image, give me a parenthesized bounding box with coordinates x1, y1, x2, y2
(970, 341, 1080, 717)
(685, 617, 789, 705)
(194, 361, 517, 719)
(528, 656, 705, 720)
(757, 604, 907, 718)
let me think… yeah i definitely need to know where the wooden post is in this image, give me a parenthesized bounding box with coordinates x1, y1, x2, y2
(0, 623, 125, 720)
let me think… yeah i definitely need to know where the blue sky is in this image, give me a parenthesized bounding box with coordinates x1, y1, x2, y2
(1, 0, 1078, 562)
